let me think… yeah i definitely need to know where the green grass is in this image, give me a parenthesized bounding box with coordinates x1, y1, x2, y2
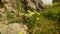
(22, 6, 60, 34)
(24, 6, 60, 34)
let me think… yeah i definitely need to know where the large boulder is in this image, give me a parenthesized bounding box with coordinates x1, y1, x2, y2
(19, 0, 45, 11)
(0, 0, 18, 24)
(0, 23, 28, 34)
(0, 0, 28, 34)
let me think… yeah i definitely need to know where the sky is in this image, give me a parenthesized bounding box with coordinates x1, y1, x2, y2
(41, 0, 53, 5)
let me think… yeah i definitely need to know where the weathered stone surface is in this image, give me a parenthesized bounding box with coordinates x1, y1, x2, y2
(19, 0, 45, 11)
(0, 24, 8, 34)
(0, 23, 28, 34)
(0, 0, 28, 34)
(0, 0, 18, 24)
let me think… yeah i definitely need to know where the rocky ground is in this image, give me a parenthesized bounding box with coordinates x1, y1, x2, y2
(0, 0, 28, 34)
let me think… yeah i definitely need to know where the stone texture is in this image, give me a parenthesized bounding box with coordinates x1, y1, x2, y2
(0, 0, 28, 34)
(0, 0, 17, 24)
(19, 0, 45, 11)
(0, 23, 28, 34)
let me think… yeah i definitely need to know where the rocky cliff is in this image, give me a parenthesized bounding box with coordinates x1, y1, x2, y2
(19, 0, 45, 11)
(0, 0, 28, 34)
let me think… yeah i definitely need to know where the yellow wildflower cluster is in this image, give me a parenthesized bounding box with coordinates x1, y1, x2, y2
(36, 12, 40, 15)
(36, 17, 40, 20)
(18, 32, 23, 34)
(27, 10, 40, 17)
(27, 10, 40, 20)
(27, 10, 35, 16)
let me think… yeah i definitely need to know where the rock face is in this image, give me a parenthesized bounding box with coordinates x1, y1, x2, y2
(0, 0, 28, 34)
(0, 23, 28, 34)
(19, 0, 45, 11)
(0, 0, 18, 24)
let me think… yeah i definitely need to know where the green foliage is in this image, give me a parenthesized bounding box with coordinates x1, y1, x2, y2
(42, 6, 60, 21)
(53, 0, 60, 2)
(53, 2, 60, 7)
(23, 11, 41, 29)
(21, 4, 60, 34)
(35, 29, 45, 34)
(5, 1, 23, 23)
(5, 10, 21, 23)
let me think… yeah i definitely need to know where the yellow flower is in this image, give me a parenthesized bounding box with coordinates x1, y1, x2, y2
(27, 10, 35, 16)
(29, 12, 35, 16)
(37, 17, 39, 20)
(18, 32, 23, 34)
(36, 13, 40, 15)
(27, 10, 31, 13)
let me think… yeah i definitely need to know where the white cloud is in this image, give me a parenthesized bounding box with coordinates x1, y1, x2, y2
(41, 0, 53, 5)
